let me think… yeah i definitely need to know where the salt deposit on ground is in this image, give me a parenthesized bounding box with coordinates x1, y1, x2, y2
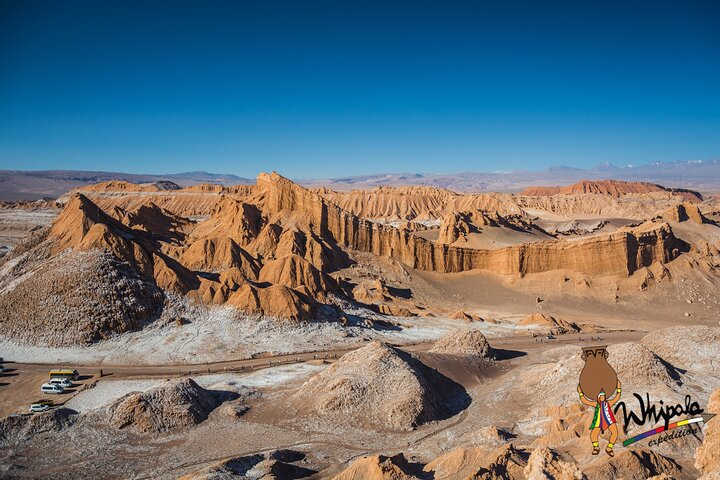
(65, 363, 326, 412)
(0, 306, 522, 366)
(64, 379, 163, 412)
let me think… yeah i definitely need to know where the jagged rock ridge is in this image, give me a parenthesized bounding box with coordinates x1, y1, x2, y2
(520, 179, 702, 202)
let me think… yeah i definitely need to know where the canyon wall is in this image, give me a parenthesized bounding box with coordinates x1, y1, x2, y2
(258, 173, 687, 276)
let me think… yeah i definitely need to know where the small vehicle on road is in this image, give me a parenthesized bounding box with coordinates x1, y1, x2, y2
(49, 369, 79, 381)
(49, 377, 73, 388)
(546, 334, 557, 340)
(40, 383, 65, 394)
(29, 399, 54, 413)
(0, 365, 6, 373)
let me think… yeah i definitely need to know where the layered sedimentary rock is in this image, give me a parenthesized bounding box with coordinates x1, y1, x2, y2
(66, 181, 255, 217)
(318, 185, 525, 221)
(179, 237, 259, 278)
(520, 179, 702, 202)
(0, 172, 698, 342)
(258, 254, 334, 296)
(422, 444, 528, 479)
(258, 172, 687, 276)
(332, 454, 418, 480)
(519, 313, 581, 334)
(437, 211, 478, 244)
(583, 449, 687, 480)
(227, 283, 316, 322)
(79, 180, 182, 192)
(436, 209, 542, 245)
(111, 202, 191, 241)
(190, 197, 263, 247)
(57, 173, 693, 281)
(662, 202, 707, 224)
(48, 193, 197, 293)
(523, 447, 584, 479)
(319, 185, 456, 222)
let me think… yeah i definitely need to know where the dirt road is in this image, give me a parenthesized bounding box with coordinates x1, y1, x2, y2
(0, 329, 644, 418)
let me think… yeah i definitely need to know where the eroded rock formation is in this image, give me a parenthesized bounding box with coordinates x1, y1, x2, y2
(107, 378, 227, 434)
(520, 179, 702, 202)
(258, 173, 688, 276)
(0, 172, 700, 344)
(430, 328, 493, 358)
(695, 388, 720, 478)
(292, 342, 455, 431)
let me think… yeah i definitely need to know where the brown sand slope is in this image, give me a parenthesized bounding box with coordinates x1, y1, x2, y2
(292, 342, 465, 431)
(107, 378, 230, 434)
(429, 328, 493, 358)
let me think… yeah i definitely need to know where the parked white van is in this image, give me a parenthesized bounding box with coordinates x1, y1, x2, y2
(40, 383, 65, 394)
(49, 377, 72, 388)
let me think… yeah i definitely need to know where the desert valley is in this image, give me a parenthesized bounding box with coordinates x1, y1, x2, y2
(0, 173, 719, 479)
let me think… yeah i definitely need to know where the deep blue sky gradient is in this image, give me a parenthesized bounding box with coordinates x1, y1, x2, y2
(1, 0, 719, 178)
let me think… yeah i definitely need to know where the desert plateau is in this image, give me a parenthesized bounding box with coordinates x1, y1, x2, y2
(1, 172, 720, 479)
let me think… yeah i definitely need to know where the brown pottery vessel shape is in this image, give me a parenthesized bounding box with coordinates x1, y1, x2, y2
(579, 345, 618, 401)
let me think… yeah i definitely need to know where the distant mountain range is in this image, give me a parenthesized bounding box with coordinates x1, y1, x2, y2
(302, 159, 720, 193)
(0, 170, 252, 201)
(1, 159, 718, 201)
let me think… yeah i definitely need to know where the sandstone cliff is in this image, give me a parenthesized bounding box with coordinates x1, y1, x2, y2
(49, 193, 197, 293)
(256, 172, 688, 277)
(520, 179, 702, 202)
(662, 202, 708, 224)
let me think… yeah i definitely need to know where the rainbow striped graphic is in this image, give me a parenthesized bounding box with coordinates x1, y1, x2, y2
(622, 413, 715, 447)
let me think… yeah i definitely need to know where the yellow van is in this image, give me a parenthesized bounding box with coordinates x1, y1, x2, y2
(49, 369, 79, 380)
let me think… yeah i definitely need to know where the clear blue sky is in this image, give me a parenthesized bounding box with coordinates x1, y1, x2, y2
(1, 0, 719, 178)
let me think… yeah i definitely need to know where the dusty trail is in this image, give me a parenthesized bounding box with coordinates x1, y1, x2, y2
(6, 330, 642, 377)
(0, 330, 643, 419)
(7, 347, 360, 378)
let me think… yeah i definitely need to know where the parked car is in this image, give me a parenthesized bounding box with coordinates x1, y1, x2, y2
(546, 334, 556, 340)
(29, 399, 54, 413)
(0, 365, 6, 373)
(40, 383, 65, 394)
(49, 377, 73, 388)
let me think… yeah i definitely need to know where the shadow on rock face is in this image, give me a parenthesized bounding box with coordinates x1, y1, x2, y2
(179, 449, 317, 480)
(292, 342, 473, 431)
(410, 353, 472, 425)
